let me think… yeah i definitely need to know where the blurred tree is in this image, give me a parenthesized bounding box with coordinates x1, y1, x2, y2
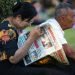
(0, 0, 24, 18)
(0, 7, 3, 18)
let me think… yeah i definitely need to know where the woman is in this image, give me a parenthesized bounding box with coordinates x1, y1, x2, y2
(0, 2, 68, 75)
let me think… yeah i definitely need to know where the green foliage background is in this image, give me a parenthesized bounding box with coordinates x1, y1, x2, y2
(0, 0, 24, 18)
(65, 29, 75, 49)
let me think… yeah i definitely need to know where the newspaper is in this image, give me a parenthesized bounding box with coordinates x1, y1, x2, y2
(18, 23, 69, 66)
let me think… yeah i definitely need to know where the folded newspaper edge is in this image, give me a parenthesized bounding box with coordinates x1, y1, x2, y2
(18, 22, 69, 66)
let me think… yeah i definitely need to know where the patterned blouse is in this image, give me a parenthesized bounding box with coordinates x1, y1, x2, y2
(0, 21, 18, 61)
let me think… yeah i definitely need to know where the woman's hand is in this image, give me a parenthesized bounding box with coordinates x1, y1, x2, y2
(9, 56, 16, 64)
(29, 26, 44, 41)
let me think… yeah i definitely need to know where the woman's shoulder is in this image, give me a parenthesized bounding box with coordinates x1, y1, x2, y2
(0, 20, 16, 31)
(0, 21, 9, 29)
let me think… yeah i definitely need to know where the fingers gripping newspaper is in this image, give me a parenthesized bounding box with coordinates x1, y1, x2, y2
(18, 22, 69, 66)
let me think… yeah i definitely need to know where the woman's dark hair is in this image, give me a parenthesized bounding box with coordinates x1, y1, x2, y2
(12, 2, 37, 21)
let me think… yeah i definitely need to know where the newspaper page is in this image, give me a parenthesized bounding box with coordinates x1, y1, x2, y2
(18, 23, 69, 66)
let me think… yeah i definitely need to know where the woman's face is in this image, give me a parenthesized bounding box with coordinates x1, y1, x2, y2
(13, 15, 34, 29)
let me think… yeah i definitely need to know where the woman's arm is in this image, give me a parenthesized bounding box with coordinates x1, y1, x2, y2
(9, 27, 43, 64)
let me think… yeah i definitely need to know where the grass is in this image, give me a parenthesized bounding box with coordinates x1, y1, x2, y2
(64, 28, 75, 48)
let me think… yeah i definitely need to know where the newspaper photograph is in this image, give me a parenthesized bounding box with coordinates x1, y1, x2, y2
(18, 22, 69, 66)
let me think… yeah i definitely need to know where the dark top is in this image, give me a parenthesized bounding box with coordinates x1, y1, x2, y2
(0, 21, 18, 57)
